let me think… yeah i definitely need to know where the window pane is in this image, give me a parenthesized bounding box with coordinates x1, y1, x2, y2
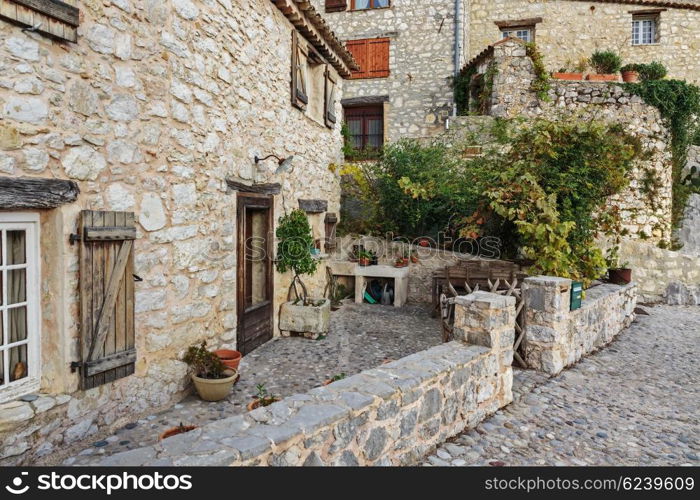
(374, 0, 389, 7)
(8, 306, 27, 342)
(7, 230, 26, 265)
(9, 344, 27, 382)
(8, 269, 26, 304)
(367, 118, 383, 148)
(0, 351, 3, 386)
(354, 0, 370, 9)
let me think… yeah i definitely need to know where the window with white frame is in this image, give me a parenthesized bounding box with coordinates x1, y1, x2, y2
(501, 28, 532, 43)
(0, 213, 40, 402)
(632, 15, 658, 45)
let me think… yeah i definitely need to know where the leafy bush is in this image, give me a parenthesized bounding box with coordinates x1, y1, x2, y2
(183, 341, 226, 379)
(590, 50, 622, 74)
(636, 61, 668, 81)
(276, 209, 318, 304)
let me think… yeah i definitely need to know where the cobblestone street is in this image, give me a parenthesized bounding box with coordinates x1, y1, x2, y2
(422, 305, 700, 466)
(65, 302, 441, 465)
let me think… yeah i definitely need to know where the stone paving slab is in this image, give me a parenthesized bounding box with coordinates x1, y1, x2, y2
(66, 302, 441, 465)
(422, 305, 700, 466)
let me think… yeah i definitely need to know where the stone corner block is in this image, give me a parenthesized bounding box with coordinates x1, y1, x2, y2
(524, 276, 572, 289)
(454, 291, 515, 310)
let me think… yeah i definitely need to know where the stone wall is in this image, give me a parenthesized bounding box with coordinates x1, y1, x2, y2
(468, 0, 700, 84)
(522, 277, 637, 375)
(78, 291, 515, 466)
(618, 239, 700, 304)
(677, 193, 700, 255)
(465, 38, 673, 243)
(310, 0, 462, 141)
(0, 0, 346, 465)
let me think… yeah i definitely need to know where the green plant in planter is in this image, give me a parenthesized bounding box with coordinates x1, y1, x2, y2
(254, 383, 278, 407)
(590, 50, 622, 74)
(183, 341, 226, 379)
(276, 209, 319, 305)
(636, 61, 667, 81)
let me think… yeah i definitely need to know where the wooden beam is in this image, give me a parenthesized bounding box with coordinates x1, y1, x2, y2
(298, 199, 328, 213)
(495, 17, 543, 29)
(11, 0, 79, 27)
(0, 176, 79, 209)
(84, 226, 137, 242)
(226, 179, 282, 195)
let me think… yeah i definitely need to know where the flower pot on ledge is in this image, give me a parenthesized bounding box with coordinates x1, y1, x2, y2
(552, 72, 583, 81)
(279, 298, 331, 340)
(621, 70, 639, 83)
(586, 74, 620, 82)
(608, 268, 632, 285)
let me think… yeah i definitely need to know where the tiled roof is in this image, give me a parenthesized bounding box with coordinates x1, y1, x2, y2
(570, 0, 700, 10)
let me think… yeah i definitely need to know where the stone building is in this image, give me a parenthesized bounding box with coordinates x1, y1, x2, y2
(312, 0, 698, 148)
(0, 0, 355, 464)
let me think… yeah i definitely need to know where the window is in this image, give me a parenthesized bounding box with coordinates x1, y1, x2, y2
(351, 0, 389, 10)
(344, 105, 384, 154)
(0, 213, 40, 402)
(346, 38, 390, 79)
(632, 15, 658, 45)
(501, 28, 532, 42)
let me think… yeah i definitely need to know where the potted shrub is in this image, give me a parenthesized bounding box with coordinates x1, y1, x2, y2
(621, 64, 640, 83)
(394, 256, 407, 268)
(605, 245, 632, 285)
(636, 61, 667, 81)
(247, 383, 280, 411)
(213, 349, 242, 371)
(587, 50, 622, 81)
(410, 251, 419, 264)
(183, 341, 238, 402)
(552, 59, 584, 81)
(277, 209, 331, 339)
(358, 250, 372, 266)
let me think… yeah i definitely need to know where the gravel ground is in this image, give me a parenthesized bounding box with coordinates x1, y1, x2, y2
(66, 302, 442, 465)
(422, 305, 700, 466)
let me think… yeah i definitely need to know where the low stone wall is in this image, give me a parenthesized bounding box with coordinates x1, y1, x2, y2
(618, 240, 700, 305)
(522, 277, 637, 376)
(82, 292, 515, 466)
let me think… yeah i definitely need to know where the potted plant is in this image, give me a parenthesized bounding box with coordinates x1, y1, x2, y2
(277, 209, 331, 339)
(183, 341, 238, 402)
(401, 248, 410, 266)
(418, 238, 430, 247)
(322, 373, 347, 386)
(369, 250, 379, 266)
(552, 59, 584, 81)
(358, 250, 372, 266)
(213, 349, 242, 371)
(160, 423, 198, 440)
(394, 256, 407, 268)
(605, 245, 632, 285)
(621, 64, 641, 83)
(587, 50, 622, 81)
(247, 383, 280, 411)
(410, 251, 419, 264)
(636, 61, 667, 81)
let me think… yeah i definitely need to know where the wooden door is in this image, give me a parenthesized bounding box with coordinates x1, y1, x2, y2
(237, 195, 273, 355)
(78, 210, 136, 389)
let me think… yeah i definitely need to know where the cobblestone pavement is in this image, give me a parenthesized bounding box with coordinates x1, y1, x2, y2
(66, 302, 441, 465)
(422, 305, 700, 466)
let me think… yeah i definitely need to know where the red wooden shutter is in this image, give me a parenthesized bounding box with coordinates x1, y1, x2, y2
(78, 210, 136, 389)
(347, 38, 390, 79)
(325, 0, 347, 12)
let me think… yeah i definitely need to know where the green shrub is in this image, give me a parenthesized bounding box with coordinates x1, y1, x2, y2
(590, 50, 622, 74)
(636, 61, 668, 81)
(276, 209, 318, 304)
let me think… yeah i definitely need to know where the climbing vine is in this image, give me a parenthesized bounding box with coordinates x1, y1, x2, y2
(453, 66, 476, 116)
(525, 43, 551, 101)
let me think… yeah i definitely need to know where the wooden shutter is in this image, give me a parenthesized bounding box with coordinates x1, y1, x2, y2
(347, 38, 390, 79)
(78, 210, 136, 389)
(324, 213, 338, 252)
(0, 0, 80, 42)
(324, 66, 337, 128)
(291, 30, 308, 110)
(325, 0, 347, 12)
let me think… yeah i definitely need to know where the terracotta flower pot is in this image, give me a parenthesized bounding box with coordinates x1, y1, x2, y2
(552, 72, 583, 81)
(191, 370, 238, 402)
(214, 349, 242, 371)
(608, 268, 632, 285)
(586, 74, 620, 82)
(247, 397, 280, 411)
(160, 425, 197, 440)
(418, 239, 430, 247)
(358, 258, 370, 266)
(622, 70, 639, 83)
(410, 255, 419, 263)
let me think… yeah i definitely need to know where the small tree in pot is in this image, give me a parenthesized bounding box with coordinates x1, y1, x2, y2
(276, 210, 331, 339)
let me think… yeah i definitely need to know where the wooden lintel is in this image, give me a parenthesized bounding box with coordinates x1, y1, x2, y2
(0, 176, 79, 209)
(298, 199, 328, 213)
(12, 0, 79, 27)
(226, 179, 282, 195)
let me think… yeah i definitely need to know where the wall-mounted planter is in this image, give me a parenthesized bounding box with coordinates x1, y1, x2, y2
(586, 74, 620, 82)
(279, 298, 331, 340)
(552, 72, 583, 81)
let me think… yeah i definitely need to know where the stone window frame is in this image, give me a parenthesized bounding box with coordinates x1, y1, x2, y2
(0, 212, 41, 404)
(631, 10, 663, 46)
(350, 0, 391, 11)
(495, 17, 542, 44)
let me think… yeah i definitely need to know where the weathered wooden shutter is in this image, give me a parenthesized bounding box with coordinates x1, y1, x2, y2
(0, 0, 80, 42)
(78, 210, 136, 389)
(325, 0, 347, 13)
(324, 213, 338, 252)
(324, 66, 337, 128)
(347, 38, 390, 79)
(291, 30, 308, 110)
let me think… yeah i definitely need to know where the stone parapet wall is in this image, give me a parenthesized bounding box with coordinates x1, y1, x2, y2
(81, 291, 514, 466)
(522, 277, 637, 375)
(618, 239, 700, 304)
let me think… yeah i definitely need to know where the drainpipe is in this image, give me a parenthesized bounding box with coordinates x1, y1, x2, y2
(452, 0, 463, 118)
